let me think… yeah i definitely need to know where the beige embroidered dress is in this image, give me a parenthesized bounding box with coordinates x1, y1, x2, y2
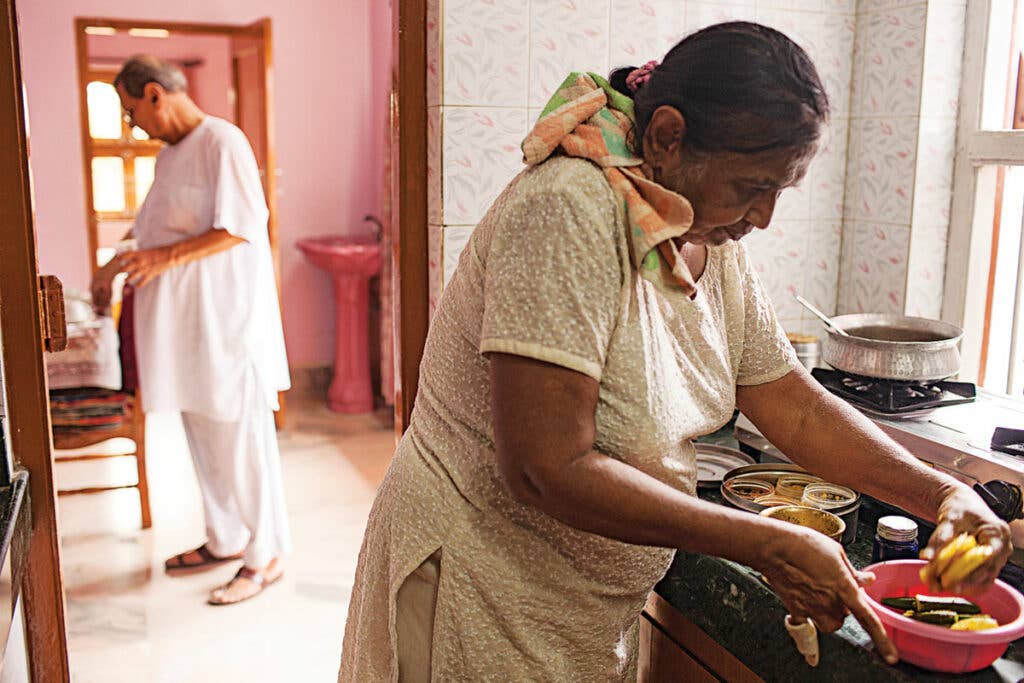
(339, 157, 797, 681)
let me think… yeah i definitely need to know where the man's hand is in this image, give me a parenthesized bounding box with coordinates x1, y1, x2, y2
(90, 259, 121, 312)
(120, 246, 177, 288)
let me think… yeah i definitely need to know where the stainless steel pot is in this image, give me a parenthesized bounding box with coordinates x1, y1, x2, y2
(821, 314, 963, 382)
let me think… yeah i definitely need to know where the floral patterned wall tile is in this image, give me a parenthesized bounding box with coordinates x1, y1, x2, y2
(744, 221, 811, 320)
(427, 0, 441, 107)
(608, 0, 687, 68)
(804, 221, 843, 314)
(857, 0, 915, 13)
(444, 0, 530, 107)
(911, 116, 957, 229)
(686, 2, 759, 34)
(904, 221, 949, 319)
(846, 222, 911, 314)
(428, 223, 443, 317)
(809, 118, 849, 220)
(442, 225, 477, 288)
(428, 106, 442, 225)
(844, 117, 919, 225)
(530, 0, 611, 107)
(821, 0, 857, 12)
(851, 6, 927, 118)
(920, 1, 966, 118)
(442, 107, 528, 225)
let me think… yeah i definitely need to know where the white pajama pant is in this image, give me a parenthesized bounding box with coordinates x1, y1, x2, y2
(180, 380, 292, 568)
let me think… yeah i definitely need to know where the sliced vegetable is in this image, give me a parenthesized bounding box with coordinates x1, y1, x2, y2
(934, 533, 977, 575)
(941, 545, 995, 588)
(882, 597, 916, 611)
(950, 616, 999, 631)
(914, 595, 982, 615)
(906, 610, 961, 626)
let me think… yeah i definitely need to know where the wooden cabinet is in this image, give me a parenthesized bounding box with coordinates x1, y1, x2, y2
(638, 593, 764, 683)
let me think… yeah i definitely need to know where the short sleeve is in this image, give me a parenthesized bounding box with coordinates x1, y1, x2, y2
(209, 124, 269, 243)
(734, 242, 799, 386)
(479, 163, 623, 382)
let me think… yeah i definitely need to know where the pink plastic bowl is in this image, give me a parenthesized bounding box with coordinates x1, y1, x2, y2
(862, 560, 1024, 673)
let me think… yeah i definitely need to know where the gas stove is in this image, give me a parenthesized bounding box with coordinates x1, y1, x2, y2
(810, 367, 976, 418)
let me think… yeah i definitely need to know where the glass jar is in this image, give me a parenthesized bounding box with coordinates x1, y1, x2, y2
(872, 515, 920, 562)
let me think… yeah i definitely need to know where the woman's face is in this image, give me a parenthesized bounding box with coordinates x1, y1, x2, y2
(642, 106, 816, 246)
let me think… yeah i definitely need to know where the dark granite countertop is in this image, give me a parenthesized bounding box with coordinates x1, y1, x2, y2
(654, 481, 1024, 681)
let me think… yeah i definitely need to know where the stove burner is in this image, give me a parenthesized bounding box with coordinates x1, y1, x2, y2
(810, 368, 977, 415)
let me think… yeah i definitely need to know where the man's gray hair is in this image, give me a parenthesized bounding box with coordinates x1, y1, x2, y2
(114, 55, 188, 98)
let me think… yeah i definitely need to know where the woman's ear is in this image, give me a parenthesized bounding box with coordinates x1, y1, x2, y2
(642, 106, 687, 172)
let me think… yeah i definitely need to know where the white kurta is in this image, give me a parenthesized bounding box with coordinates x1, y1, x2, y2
(132, 117, 289, 420)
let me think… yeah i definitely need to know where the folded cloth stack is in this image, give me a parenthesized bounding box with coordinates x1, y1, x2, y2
(49, 387, 132, 435)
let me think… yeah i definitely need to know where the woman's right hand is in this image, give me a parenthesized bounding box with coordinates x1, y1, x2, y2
(758, 526, 899, 665)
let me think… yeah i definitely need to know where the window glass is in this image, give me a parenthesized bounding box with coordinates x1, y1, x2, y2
(91, 156, 125, 213)
(132, 126, 149, 141)
(981, 0, 1024, 130)
(134, 156, 156, 206)
(87, 81, 122, 140)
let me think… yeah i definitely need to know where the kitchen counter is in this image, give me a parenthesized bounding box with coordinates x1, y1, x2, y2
(649, 488, 1024, 681)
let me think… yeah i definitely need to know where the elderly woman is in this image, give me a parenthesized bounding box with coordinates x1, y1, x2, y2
(91, 56, 291, 605)
(340, 23, 1011, 680)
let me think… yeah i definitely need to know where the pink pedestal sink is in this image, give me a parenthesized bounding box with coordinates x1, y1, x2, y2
(296, 235, 382, 413)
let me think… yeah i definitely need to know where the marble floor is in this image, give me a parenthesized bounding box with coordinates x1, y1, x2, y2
(55, 399, 395, 682)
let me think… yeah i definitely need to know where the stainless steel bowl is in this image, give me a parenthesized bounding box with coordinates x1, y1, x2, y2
(822, 314, 963, 382)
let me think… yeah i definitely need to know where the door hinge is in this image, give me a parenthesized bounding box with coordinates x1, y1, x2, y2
(38, 275, 67, 352)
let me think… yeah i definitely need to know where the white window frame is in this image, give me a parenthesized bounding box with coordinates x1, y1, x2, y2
(944, 0, 1024, 387)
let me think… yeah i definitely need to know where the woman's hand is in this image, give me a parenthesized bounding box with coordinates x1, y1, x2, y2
(90, 259, 121, 312)
(920, 485, 1012, 594)
(119, 246, 176, 288)
(759, 526, 899, 665)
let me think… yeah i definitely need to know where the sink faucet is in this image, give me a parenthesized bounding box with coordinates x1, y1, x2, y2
(364, 215, 384, 242)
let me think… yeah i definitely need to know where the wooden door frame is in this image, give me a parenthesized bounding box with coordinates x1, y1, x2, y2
(1, 0, 71, 679)
(393, 0, 429, 433)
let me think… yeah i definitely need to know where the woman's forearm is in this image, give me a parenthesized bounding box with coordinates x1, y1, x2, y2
(737, 369, 964, 523)
(512, 447, 799, 571)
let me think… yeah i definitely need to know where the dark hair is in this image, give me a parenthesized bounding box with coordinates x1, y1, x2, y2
(610, 22, 829, 155)
(114, 55, 188, 98)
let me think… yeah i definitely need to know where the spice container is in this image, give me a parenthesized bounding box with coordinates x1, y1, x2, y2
(872, 515, 919, 562)
(776, 475, 822, 502)
(801, 483, 857, 510)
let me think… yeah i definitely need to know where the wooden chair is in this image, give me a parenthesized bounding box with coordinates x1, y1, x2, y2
(51, 391, 151, 529)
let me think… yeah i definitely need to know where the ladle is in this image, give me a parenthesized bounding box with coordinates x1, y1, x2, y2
(794, 294, 850, 337)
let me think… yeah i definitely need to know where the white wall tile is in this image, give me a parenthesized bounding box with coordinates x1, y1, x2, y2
(844, 117, 919, 224)
(911, 116, 957, 228)
(851, 6, 927, 118)
(904, 222, 949, 318)
(920, 2, 966, 118)
(428, 106, 442, 225)
(608, 0, 687, 69)
(686, 2, 759, 34)
(845, 222, 911, 314)
(427, 0, 442, 107)
(428, 223, 443, 317)
(804, 221, 843, 314)
(529, 0, 611, 107)
(443, 0, 530, 106)
(442, 107, 528, 225)
(744, 221, 811, 320)
(442, 225, 476, 288)
(809, 118, 849, 220)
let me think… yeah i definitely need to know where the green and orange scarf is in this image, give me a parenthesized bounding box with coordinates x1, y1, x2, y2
(521, 72, 698, 296)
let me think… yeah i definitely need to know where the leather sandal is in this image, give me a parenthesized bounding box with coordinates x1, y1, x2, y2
(164, 543, 243, 574)
(207, 565, 283, 606)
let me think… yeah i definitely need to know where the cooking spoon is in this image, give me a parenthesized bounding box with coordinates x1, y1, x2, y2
(794, 294, 850, 337)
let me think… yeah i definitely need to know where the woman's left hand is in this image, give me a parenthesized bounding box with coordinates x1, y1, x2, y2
(120, 247, 176, 288)
(920, 485, 1012, 594)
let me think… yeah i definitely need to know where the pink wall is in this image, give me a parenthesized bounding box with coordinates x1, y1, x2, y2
(87, 33, 235, 121)
(17, 0, 391, 366)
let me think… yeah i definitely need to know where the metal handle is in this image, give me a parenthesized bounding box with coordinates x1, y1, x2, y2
(794, 294, 849, 336)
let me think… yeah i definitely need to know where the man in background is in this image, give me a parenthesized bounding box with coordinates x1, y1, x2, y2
(91, 55, 291, 605)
